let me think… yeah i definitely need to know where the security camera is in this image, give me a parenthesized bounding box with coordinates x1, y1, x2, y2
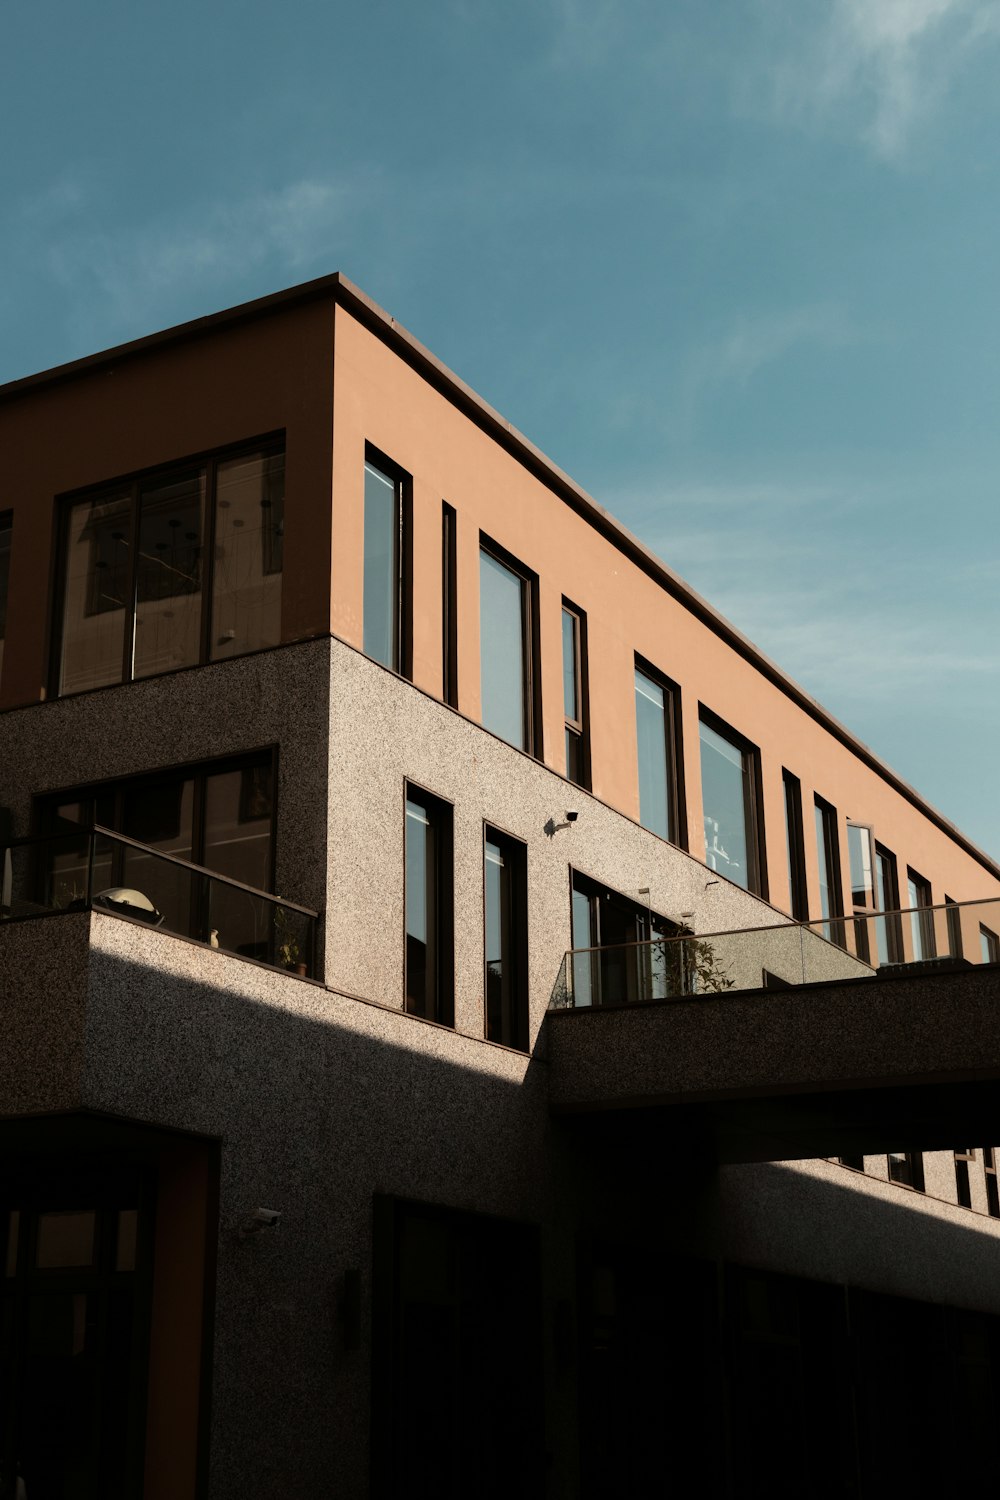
(565, 810, 579, 823)
(240, 1207, 282, 1238)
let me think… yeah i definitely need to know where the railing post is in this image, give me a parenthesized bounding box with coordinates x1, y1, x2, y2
(85, 828, 96, 910)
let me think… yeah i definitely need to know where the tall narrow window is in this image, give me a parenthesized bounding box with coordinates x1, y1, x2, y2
(363, 455, 411, 675)
(906, 868, 935, 962)
(442, 502, 458, 708)
(0, 512, 11, 688)
(634, 661, 682, 845)
(561, 601, 589, 789)
(782, 771, 808, 920)
(479, 542, 539, 756)
(847, 822, 876, 962)
(814, 797, 843, 943)
(874, 844, 903, 965)
(980, 925, 999, 964)
(484, 826, 528, 1050)
(55, 442, 284, 697)
(700, 712, 764, 895)
(405, 785, 454, 1027)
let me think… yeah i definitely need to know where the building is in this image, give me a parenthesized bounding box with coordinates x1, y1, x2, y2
(2, 272, 1000, 1497)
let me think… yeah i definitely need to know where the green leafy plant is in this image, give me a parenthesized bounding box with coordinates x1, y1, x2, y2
(274, 906, 300, 970)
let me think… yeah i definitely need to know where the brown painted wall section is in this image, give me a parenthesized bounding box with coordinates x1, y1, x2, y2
(0, 297, 335, 711)
(329, 302, 1000, 918)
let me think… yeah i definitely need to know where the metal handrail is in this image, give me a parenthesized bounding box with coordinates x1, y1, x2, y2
(1, 825, 317, 919)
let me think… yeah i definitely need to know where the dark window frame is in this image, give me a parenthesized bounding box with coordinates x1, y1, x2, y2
(984, 1148, 1000, 1217)
(980, 924, 999, 964)
(569, 866, 687, 1006)
(782, 770, 808, 920)
(478, 536, 543, 760)
(50, 434, 285, 698)
(634, 655, 687, 850)
(32, 746, 280, 895)
(887, 1151, 925, 1192)
(403, 780, 454, 1028)
(906, 866, 936, 961)
(442, 501, 458, 708)
(814, 795, 844, 943)
(363, 444, 413, 681)
(699, 705, 767, 899)
(483, 821, 529, 1051)
(954, 1148, 976, 1209)
(561, 598, 590, 791)
(874, 842, 903, 965)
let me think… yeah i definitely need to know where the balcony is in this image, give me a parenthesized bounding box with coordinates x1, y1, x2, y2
(547, 898, 1000, 1163)
(1, 827, 318, 979)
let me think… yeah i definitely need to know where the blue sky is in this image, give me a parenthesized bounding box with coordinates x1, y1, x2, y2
(3, 0, 999, 861)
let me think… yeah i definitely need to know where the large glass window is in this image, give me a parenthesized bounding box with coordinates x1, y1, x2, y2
(405, 785, 454, 1027)
(56, 442, 284, 696)
(480, 544, 538, 755)
(484, 826, 528, 1050)
(699, 714, 762, 894)
(570, 871, 684, 1006)
(364, 457, 409, 672)
(847, 821, 876, 962)
(562, 602, 589, 788)
(36, 753, 275, 958)
(0, 511, 11, 689)
(635, 663, 682, 844)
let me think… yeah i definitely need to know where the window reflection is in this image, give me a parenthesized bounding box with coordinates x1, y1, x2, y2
(363, 461, 399, 669)
(484, 829, 527, 1050)
(480, 550, 529, 750)
(405, 790, 453, 1026)
(635, 668, 674, 842)
(56, 443, 284, 697)
(700, 719, 757, 892)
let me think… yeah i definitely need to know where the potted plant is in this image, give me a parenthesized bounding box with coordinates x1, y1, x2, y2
(274, 906, 308, 976)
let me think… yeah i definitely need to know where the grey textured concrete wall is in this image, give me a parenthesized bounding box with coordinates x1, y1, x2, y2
(324, 637, 791, 1046)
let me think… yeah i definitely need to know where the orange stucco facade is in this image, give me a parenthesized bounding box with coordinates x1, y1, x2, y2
(2, 272, 997, 930)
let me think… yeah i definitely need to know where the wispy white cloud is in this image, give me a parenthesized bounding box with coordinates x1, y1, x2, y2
(18, 175, 369, 341)
(765, 0, 1000, 161)
(672, 304, 862, 435)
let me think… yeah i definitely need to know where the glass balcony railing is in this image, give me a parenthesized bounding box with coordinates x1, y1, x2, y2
(0, 826, 318, 979)
(551, 897, 1000, 1009)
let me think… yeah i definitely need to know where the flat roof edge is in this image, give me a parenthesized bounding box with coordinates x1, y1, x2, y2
(5, 273, 999, 883)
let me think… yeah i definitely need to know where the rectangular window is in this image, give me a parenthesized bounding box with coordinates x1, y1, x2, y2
(55, 441, 284, 697)
(954, 1149, 975, 1210)
(847, 821, 876, 962)
(887, 1152, 924, 1192)
(839, 1156, 865, 1172)
(479, 541, 540, 756)
(570, 870, 685, 1007)
(634, 661, 683, 846)
(874, 843, 903, 965)
(484, 825, 528, 1050)
(906, 868, 935, 962)
(980, 924, 999, 964)
(561, 601, 589, 789)
(782, 771, 808, 920)
(363, 453, 411, 676)
(0, 511, 11, 688)
(442, 502, 458, 708)
(700, 711, 764, 896)
(36, 751, 276, 958)
(814, 797, 843, 941)
(405, 785, 453, 1027)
